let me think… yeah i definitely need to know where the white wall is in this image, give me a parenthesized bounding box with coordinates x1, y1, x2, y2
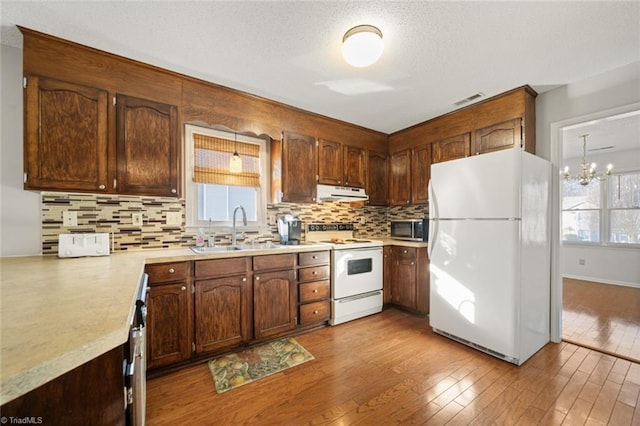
(0, 44, 41, 256)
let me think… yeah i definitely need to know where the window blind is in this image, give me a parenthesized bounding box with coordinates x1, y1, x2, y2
(193, 133, 260, 187)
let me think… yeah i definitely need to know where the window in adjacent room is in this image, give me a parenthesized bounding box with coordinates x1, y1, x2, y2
(562, 169, 639, 245)
(185, 125, 268, 228)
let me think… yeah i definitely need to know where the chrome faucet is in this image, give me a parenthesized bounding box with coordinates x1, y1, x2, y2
(231, 205, 247, 246)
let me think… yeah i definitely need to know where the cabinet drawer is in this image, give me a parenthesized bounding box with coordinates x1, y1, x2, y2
(253, 253, 297, 272)
(299, 280, 330, 303)
(299, 300, 330, 326)
(298, 250, 330, 266)
(146, 262, 191, 284)
(298, 265, 330, 282)
(394, 247, 417, 262)
(195, 257, 251, 278)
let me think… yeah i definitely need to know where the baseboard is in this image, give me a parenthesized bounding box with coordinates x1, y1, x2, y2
(563, 274, 640, 289)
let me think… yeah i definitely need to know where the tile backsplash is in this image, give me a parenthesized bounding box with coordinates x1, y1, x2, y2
(41, 192, 428, 255)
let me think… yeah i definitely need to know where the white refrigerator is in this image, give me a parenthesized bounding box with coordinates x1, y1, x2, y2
(428, 147, 551, 365)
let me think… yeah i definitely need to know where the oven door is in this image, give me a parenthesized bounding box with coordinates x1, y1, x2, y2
(332, 247, 383, 299)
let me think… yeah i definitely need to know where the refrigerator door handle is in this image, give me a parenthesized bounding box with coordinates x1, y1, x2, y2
(428, 179, 437, 258)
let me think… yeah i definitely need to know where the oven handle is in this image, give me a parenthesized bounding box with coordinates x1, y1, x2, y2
(337, 290, 381, 302)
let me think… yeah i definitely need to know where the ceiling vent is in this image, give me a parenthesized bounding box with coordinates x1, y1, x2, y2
(453, 92, 484, 107)
(588, 146, 615, 152)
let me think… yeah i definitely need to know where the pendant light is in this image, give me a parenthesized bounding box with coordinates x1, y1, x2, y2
(342, 25, 384, 68)
(563, 134, 613, 185)
(229, 133, 242, 173)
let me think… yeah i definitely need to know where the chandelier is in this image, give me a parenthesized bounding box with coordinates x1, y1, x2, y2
(563, 134, 613, 186)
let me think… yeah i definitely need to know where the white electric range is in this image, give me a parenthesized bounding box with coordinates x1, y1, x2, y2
(305, 223, 383, 325)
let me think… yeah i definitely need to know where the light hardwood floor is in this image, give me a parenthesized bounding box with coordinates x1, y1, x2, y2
(146, 308, 640, 425)
(563, 278, 640, 363)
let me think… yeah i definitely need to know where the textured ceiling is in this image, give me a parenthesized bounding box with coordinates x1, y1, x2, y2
(1, 1, 639, 144)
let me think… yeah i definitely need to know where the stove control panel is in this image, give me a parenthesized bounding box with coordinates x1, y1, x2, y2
(307, 223, 354, 232)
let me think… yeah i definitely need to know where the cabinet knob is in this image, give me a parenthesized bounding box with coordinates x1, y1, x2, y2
(169, 268, 175, 273)
(312, 255, 317, 259)
(181, 286, 186, 291)
(171, 189, 177, 194)
(256, 276, 260, 281)
(98, 184, 106, 190)
(313, 310, 319, 315)
(313, 289, 318, 293)
(312, 271, 317, 275)
(403, 250, 407, 254)
(242, 277, 247, 282)
(411, 262, 415, 265)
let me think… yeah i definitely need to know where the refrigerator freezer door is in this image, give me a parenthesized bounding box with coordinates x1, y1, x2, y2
(429, 219, 520, 360)
(430, 148, 521, 219)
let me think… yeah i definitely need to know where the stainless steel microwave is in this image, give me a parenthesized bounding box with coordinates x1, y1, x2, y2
(390, 219, 428, 242)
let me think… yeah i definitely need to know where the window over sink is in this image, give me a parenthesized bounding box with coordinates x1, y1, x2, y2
(185, 125, 269, 229)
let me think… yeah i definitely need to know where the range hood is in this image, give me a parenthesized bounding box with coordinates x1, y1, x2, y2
(316, 184, 369, 202)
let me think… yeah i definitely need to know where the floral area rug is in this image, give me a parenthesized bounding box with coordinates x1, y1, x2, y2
(208, 337, 314, 393)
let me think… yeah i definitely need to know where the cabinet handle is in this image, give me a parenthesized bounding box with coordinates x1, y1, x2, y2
(169, 268, 175, 273)
(181, 286, 186, 291)
(98, 184, 106, 190)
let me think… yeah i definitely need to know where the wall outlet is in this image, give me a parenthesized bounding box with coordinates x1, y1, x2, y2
(579, 258, 586, 265)
(166, 211, 182, 226)
(62, 211, 77, 227)
(132, 213, 143, 227)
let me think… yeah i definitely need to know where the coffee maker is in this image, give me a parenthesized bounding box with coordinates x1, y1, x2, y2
(277, 214, 302, 245)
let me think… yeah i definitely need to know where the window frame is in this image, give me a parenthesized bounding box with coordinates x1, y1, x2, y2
(184, 124, 270, 231)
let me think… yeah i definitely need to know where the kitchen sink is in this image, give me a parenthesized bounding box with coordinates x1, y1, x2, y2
(190, 243, 287, 254)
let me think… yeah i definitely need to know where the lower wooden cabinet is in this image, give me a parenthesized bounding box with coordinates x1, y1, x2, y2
(297, 250, 331, 327)
(146, 261, 193, 370)
(147, 282, 193, 369)
(195, 275, 252, 354)
(388, 246, 430, 315)
(254, 269, 297, 339)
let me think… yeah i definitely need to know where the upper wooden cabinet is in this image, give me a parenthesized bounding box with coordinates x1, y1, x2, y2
(318, 140, 366, 188)
(389, 150, 411, 206)
(366, 150, 389, 206)
(24, 76, 109, 192)
(432, 133, 471, 164)
(278, 131, 317, 203)
(473, 118, 522, 155)
(115, 94, 180, 197)
(23, 76, 181, 197)
(411, 144, 431, 205)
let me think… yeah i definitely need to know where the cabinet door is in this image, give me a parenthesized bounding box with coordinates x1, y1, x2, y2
(411, 144, 431, 205)
(24, 76, 108, 192)
(317, 139, 342, 186)
(383, 246, 392, 304)
(343, 145, 366, 188)
(282, 131, 317, 203)
(367, 151, 389, 206)
(116, 94, 180, 197)
(391, 247, 417, 310)
(195, 275, 252, 354)
(473, 118, 521, 155)
(147, 283, 192, 369)
(254, 270, 297, 339)
(432, 133, 471, 164)
(389, 150, 411, 206)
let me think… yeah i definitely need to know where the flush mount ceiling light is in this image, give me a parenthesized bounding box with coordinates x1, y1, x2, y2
(342, 25, 383, 68)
